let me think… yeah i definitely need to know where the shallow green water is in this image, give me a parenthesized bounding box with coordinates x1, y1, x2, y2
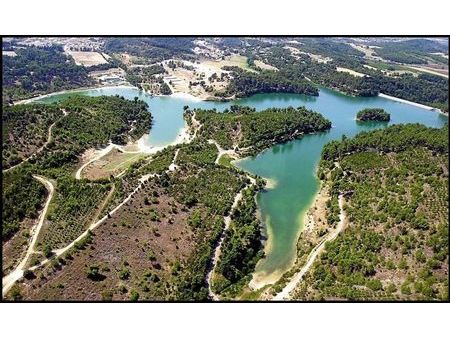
(38, 86, 448, 286)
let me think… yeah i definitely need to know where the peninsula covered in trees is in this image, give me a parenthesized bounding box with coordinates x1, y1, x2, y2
(192, 105, 331, 155)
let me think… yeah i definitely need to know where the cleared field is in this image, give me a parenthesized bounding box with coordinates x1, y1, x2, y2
(283, 46, 332, 64)
(255, 60, 278, 71)
(161, 56, 254, 99)
(407, 65, 449, 78)
(66, 51, 108, 67)
(336, 67, 366, 77)
(83, 149, 149, 180)
(201, 54, 255, 72)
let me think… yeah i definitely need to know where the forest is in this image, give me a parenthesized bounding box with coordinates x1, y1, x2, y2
(212, 184, 264, 297)
(103, 37, 196, 63)
(294, 124, 449, 300)
(33, 95, 151, 177)
(2, 165, 47, 240)
(259, 46, 449, 111)
(193, 105, 331, 155)
(2, 46, 93, 102)
(356, 108, 390, 122)
(219, 66, 319, 98)
(2, 96, 153, 260)
(372, 38, 448, 64)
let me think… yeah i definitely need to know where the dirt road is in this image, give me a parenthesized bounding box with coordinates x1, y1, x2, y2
(272, 194, 346, 300)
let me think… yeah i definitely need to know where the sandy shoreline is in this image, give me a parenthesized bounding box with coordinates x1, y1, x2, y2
(169, 91, 203, 102)
(137, 123, 192, 154)
(378, 93, 447, 115)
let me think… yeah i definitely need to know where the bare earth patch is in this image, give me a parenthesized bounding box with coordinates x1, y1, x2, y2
(83, 149, 148, 180)
(336, 67, 366, 78)
(66, 51, 108, 67)
(17, 178, 197, 300)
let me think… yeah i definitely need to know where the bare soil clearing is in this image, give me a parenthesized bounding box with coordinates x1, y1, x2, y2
(66, 51, 108, 67)
(336, 67, 366, 77)
(18, 178, 197, 300)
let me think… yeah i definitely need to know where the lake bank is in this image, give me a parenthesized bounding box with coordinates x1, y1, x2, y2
(378, 93, 447, 116)
(31, 86, 448, 291)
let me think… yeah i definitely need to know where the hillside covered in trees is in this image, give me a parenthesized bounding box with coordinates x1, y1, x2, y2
(292, 124, 449, 300)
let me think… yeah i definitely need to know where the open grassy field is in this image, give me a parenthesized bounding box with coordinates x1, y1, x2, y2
(83, 149, 149, 180)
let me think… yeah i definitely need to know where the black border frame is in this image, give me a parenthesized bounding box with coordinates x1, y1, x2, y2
(1, 35, 449, 303)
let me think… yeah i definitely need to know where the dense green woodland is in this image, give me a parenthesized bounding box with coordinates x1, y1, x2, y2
(321, 124, 448, 161)
(2, 46, 93, 102)
(294, 124, 449, 300)
(34, 95, 151, 177)
(104, 38, 195, 63)
(193, 105, 331, 155)
(167, 143, 250, 299)
(356, 108, 390, 122)
(2, 165, 47, 240)
(125, 64, 166, 88)
(219, 66, 318, 98)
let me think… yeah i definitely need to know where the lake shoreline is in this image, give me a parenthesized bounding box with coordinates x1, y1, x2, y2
(13, 84, 136, 105)
(378, 93, 447, 116)
(15, 86, 448, 295)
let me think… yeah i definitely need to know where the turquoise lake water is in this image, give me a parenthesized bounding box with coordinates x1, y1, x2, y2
(38, 86, 448, 286)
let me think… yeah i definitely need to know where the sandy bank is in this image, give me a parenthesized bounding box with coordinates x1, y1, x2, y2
(378, 93, 447, 115)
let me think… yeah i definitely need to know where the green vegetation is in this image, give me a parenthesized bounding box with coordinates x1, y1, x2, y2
(373, 39, 448, 65)
(35, 95, 151, 177)
(258, 46, 448, 111)
(176, 141, 218, 166)
(218, 154, 234, 167)
(356, 108, 390, 122)
(2, 166, 47, 240)
(2, 46, 93, 102)
(194, 105, 331, 155)
(125, 64, 166, 87)
(3, 95, 152, 256)
(2, 104, 64, 169)
(321, 124, 448, 161)
(295, 124, 448, 300)
(219, 66, 318, 98)
(213, 185, 264, 296)
(38, 177, 111, 248)
(166, 140, 255, 300)
(170, 165, 246, 216)
(104, 37, 195, 63)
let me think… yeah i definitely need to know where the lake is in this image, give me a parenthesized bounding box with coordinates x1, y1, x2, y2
(38, 86, 448, 287)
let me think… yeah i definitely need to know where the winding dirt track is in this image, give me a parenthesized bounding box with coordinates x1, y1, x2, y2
(2, 176, 54, 297)
(272, 194, 346, 300)
(206, 176, 256, 300)
(3, 122, 56, 173)
(2, 135, 184, 297)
